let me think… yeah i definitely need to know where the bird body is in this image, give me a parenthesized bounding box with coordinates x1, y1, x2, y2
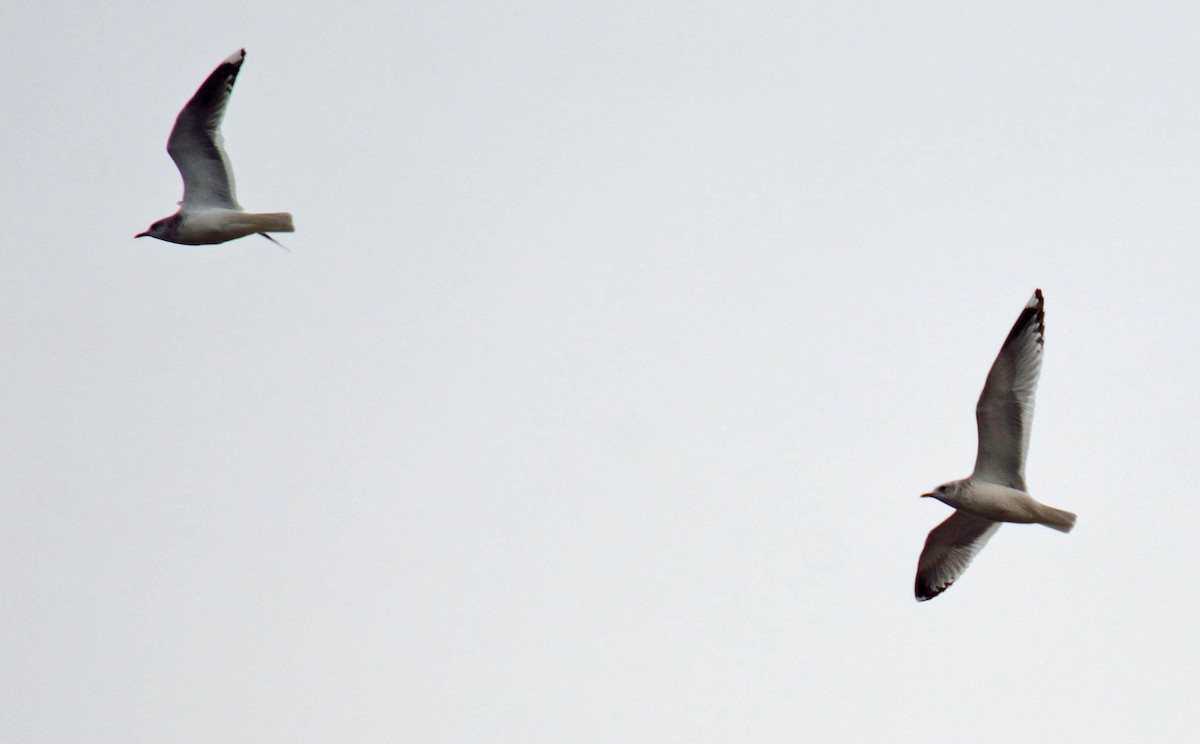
(924, 479, 1075, 532)
(146, 209, 294, 245)
(137, 49, 293, 246)
(914, 289, 1076, 601)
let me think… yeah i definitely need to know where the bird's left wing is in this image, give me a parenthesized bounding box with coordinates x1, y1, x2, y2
(972, 289, 1044, 489)
(166, 49, 245, 209)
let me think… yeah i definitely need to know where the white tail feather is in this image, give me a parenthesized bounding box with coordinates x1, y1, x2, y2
(246, 212, 294, 233)
(1037, 504, 1076, 533)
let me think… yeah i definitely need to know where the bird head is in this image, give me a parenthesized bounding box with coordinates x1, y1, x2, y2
(921, 480, 964, 507)
(135, 215, 180, 241)
(136, 218, 166, 239)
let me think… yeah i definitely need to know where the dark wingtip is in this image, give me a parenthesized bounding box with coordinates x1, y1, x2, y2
(1027, 288, 1045, 315)
(219, 49, 246, 68)
(1000, 288, 1045, 352)
(915, 577, 951, 602)
(1032, 288, 1045, 343)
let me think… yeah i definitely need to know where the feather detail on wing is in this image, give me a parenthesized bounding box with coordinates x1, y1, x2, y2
(972, 289, 1044, 490)
(915, 511, 1001, 601)
(167, 49, 245, 210)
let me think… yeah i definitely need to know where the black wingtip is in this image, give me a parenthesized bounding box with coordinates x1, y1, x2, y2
(999, 288, 1045, 352)
(1031, 287, 1044, 317)
(217, 49, 246, 69)
(1032, 288, 1045, 342)
(915, 577, 950, 602)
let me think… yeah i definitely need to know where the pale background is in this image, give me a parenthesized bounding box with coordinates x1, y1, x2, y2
(3, 2, 1198, 741)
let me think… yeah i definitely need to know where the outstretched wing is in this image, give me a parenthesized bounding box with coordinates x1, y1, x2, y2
(972, 289, 1044, 490)
(166, 49, 245, 209)
(915, 510, 1001, 601)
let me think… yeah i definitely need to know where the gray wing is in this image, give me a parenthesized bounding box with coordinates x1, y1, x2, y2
(971, 289, 1044, 490)
(915, 510, 1000, 601)
(166, 49, 245, 209)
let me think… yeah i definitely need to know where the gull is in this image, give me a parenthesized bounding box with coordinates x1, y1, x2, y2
(136, 49, 293, 246)
(914, 289, 1076, 601)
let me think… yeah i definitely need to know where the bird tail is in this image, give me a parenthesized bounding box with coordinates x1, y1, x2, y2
(248, 212, 294, 233)
(1036, 504, 1077, 533)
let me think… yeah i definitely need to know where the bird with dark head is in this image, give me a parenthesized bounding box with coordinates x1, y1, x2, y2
(137, 49, 293, 247)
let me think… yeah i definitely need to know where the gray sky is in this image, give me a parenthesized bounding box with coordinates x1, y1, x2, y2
(4, 1, 1199, 741)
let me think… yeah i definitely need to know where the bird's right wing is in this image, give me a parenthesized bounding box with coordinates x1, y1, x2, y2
(166, 49, 245, 210)
(915, 511, 1000, 601)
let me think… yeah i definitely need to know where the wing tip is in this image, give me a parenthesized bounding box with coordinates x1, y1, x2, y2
(1032, 288, 1045, 344)
(223, 49, 246, 67)
(915, 577, 951, 601)
(1015, 288, 1045, 349)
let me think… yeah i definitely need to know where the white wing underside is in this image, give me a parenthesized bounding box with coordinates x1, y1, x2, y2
(166, 49, 245, 211)
(915, 511, 1000, 601)
(972, 289, 1045, 490)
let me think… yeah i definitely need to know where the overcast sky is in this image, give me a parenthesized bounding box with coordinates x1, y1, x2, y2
(4, 1, 1200, 741)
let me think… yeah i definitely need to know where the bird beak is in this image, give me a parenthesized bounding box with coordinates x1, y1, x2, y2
(135, 231, 149, 238)
(920, 493, 932, 498)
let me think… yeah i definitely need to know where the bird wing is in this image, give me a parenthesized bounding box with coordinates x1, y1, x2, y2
(971, 289, 1044, 490)
(166, 49, 245, 210)
(915, 510, 1000, 601)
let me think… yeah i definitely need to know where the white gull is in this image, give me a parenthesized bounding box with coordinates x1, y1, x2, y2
(915, 289, 1076, 601)
(137, 49, 293, 246)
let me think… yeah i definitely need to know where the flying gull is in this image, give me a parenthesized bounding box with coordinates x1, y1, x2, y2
(137, 49, 293, 246)
(914, 289, 1076, 601)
